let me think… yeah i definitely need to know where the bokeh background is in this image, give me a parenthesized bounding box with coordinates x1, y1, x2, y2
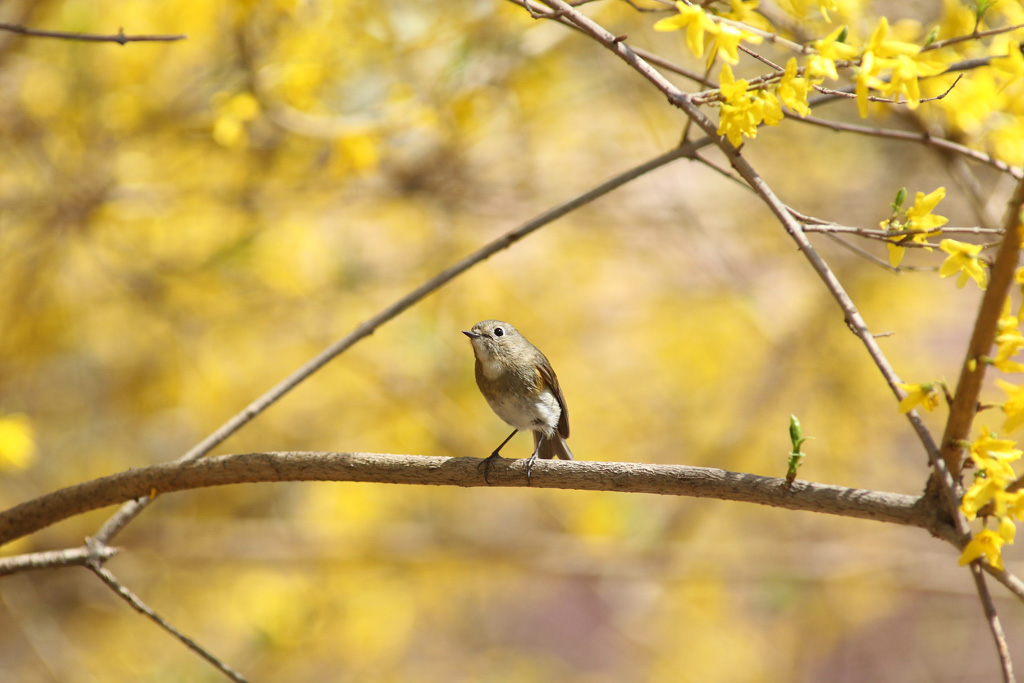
(2, 0, 1023, 680)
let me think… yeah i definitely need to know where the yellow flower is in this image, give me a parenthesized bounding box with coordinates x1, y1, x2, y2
(0, 414, 37, 471)
(998, 379, 1024, 433)
(716, 64, 761, 146)
(897, 382, 941, 413)
(999, 515, 1017, 543)
(969, 425, 1021, 481)
(777, 58, 811, 117)
(855, 51, 885, 118)
(991, 40, 1024, 82)
(906, 187, 948, 232)
(718, 102, 759, 147)
(718, 63, 750, 104)
(714, 63, 788, 146)
(654, 2, 718, 60)
(852, 18, 948, 113)
(708, 23, 763, 66)
(884, 188, 946, 268)
(756, 90, 783, 126)
(993, 300, 1024, 372)
(961, 426, 1024, 521)
(863, 17, 920, 60)
(786, 0, 839, 22)
(886, 242, 906, 268)
(806, 26, 857, 81)
(816, 0, 838, 22)
(721, 0, 773, 32)
(962, 475, 1003, 520)
(212, 92, 261, 149)
(1016, 267, 1024, 318)
(938, 238, 987, 289)
(880, 53, 949, 109)
(958, 529, 1005, 570)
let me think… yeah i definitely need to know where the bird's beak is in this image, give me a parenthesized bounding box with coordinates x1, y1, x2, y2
(462, 330, 481, 339)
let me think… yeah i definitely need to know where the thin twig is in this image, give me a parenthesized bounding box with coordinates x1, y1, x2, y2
(810, 75, 961, 108)
(91, 143, 701, 546)
(969, 563, 1016, 683)
(510, 0, 715, 86)
(0, 22, 186, 44)
(797, 114, 1022, 180)
(984, 563, 1024, 602)
(821, 232, 898, 271)
(923, 23, 1024, 53)
(803, 223, 1003, 240)
(805, 57, 994, 111)
(86, 548, 248, 683)
(0, 544, 119, 577)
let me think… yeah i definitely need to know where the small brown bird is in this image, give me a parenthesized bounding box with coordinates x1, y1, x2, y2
(463, 320, 573, 483)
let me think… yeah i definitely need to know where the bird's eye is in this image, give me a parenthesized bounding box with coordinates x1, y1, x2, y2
(494, 327, 504, 337)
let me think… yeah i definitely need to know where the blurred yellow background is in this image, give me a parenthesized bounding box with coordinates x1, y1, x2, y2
(1, 0, 1022, 680)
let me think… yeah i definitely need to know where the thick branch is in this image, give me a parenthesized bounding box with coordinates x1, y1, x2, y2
(0, 452, 949, 550)
(938, 176, 1024, 477)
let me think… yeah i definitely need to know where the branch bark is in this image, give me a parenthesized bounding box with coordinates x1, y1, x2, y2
(0, 452, 951, 549)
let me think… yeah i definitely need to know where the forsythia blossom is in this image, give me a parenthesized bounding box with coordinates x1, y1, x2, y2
(806, 25, 857, 81)
(959, 529, 1007, 570)
(959, 426, 1024, 571)
(709, 23, 763, 66)
(653, 3, 718, 59)
(897, 382, 941, 413)
(853, 18, 947, 117)
(993, 300, 1024, 372)
(882, 187, 947, 268)
(938, 239, 987, 289)
(777, 58, 812, 116)
(998, 379, 1024, 433)
(0, 414, 36, 471)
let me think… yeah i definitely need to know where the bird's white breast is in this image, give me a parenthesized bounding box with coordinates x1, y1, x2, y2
(485, 387, 560, 436)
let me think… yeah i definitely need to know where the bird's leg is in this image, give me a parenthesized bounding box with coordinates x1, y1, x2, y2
(523, 438, 544, 485)
(479, 429, 518, 485)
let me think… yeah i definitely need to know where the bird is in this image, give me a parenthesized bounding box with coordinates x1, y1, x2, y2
(462, 319, 573, 484)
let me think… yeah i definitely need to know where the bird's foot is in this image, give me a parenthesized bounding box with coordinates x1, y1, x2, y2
(478, 451, 504, 485)
(524, 452, 540, 485)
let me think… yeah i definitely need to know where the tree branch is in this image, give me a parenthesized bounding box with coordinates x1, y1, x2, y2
(0, 452, 953, 549)
(937, 175, 1024, 478)
(796, 114, 1023, 180)
(0, 22, 186, 44)
(969, 563, 1016, 683)
(86, 554, 248, 683)
(0, 544, 119, 577)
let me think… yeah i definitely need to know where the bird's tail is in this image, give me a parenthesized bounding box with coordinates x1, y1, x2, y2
(535, 433, 574, 460)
